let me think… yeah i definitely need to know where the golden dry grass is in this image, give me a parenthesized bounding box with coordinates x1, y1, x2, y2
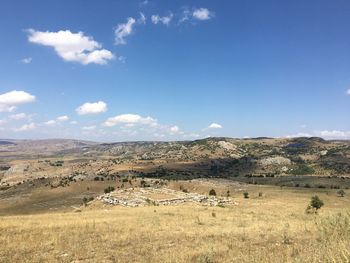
(0, 186, 349, 263)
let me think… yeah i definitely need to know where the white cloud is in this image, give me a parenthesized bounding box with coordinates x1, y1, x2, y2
(27, 29, 114, 65)
(170, 125, 179, 133)
(44, 115, 69, 126)
(151, 13, 173, 25)
(115, 17, 136, 45)
(284, 130, 350, 140)
(318, 130, 350, 140)
(0, 90, 36, 112)
(179, 9, 191, 23)
(285, 132, 312, 138)
(21, 57, 32, 64)
(70, 121, 78, 125)
(57, 115, 69, 122)
(193, 8, 214, 20)
(76, 101, 107, 115)
(118, 56, 126, 63)
(138, 12, 146, 24)
(15, 122, 36, 132)
(44, 120, 56, 126)
(82, 125, 96, 130)
(0, 119, 6, 125)
(347, 89, 350, 95)
(140, 0, 149, 6)
(9, 113, 28, 120)
(103, 114, 157, 127)
(115, 13, 147, 45)
(208, 123, 222, 129)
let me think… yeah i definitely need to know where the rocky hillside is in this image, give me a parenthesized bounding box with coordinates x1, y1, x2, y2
(0, 137, 349, 186)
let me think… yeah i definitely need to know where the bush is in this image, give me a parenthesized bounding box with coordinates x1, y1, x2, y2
(337, 189, 346, 197)
(104, 186, 115, 194)
(310, 195, 324, 211)
(83, 196, 94, 205)
(209, 189, 216, 196)
(243, 192, 249, 199)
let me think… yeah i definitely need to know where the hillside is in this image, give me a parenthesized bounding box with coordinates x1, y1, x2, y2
(0, 137, 349, 189)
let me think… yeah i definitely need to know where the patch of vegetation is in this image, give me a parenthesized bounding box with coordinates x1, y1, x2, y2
(104, 186, 115, 194)
(306, 195, 324, 213)
(337, 189, 346, 197)
(209, 189, 216, 196)
(289, 164, 315, 175)
(82, 196, 94, 205)
(49, 160, 64, 167)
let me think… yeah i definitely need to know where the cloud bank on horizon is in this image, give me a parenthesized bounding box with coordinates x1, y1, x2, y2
(0, 88, 349, 140)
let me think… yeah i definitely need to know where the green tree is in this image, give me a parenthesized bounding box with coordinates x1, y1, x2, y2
(310, 195, 324, 211)
(209, 189, 216, 196)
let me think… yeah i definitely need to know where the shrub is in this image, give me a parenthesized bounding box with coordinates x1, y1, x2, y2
(243, 192, 249, 199)
(104, 186, 115, 194)
(310, 195, 324, 212)
(209, 189, 216, 196)
(337, 189, 346, 197)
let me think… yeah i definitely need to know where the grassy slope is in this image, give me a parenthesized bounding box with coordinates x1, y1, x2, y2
(0, 185, 349, 263)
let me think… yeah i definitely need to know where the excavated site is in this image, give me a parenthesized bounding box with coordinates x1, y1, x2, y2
(96, 187, 235, 207)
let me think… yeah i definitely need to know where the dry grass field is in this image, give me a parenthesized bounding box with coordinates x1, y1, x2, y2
(0, 185, 349, 263)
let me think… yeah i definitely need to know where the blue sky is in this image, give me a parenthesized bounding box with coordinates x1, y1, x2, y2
(0, 0, 349, 141)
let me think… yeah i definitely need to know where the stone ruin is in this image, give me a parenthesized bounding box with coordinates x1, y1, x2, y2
(96, 187, 234, 207)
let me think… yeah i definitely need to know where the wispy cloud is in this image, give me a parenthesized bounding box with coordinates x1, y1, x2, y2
(44, 115, 69, 126)
(115, 17, 136, 45)
(82, 125, 96, 131)
(193, 8, 214, 21)
(318, 130, 350, 140)
(9, 113, 31, 121)
(57, 115, 69, 122)
(114, 13, 147, 45)
(20, 57, 32, 64)
(285, 132, 312, 138)
(15, 122, 36, 132)
(151, 13, 173, 26)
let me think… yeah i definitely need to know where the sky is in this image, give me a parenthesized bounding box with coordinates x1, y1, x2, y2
(0, 0, 349, 142)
